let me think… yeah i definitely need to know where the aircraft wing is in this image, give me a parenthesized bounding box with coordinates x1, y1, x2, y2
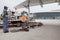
(14, 0, 60, 9)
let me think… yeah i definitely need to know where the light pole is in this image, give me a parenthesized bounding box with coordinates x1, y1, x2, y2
(23, 0, 30, 14)
(27, 0, 30, 14)
(39, 0, 43, 7)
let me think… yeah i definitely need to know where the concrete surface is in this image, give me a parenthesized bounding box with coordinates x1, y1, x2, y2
(35, 19, 60, 25)
(0, 24, 60, 40)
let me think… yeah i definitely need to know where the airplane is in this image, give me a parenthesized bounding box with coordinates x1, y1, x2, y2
(14, 0, 60, 9)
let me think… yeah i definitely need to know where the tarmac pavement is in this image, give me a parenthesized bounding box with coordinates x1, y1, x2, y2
(0, 24, 60, 40)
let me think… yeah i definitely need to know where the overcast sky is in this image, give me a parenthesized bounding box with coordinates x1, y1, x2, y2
(0, 0, 60, 14)
(3, 0, 25, 9)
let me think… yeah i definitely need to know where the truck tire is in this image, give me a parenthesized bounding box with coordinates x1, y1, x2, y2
(24, 28, 29, 32)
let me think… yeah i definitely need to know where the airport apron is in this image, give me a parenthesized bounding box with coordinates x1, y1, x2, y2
(3, 10, 8, 32)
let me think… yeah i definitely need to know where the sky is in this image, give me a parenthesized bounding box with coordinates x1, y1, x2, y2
(0, 0, 4, 14)
(3, 0, 26, 9)
(0, 0, 60, 14)
(0, 0, 25, 14)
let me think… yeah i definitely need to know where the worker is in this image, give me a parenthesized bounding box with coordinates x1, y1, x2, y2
(19, 11, 29, 31)
(3, 6, 9, 33)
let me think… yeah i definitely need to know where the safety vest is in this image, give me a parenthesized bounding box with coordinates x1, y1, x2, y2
(1, 10, 8, 17)
(19, 16, 27, 22)
(1, 12, 4, 17)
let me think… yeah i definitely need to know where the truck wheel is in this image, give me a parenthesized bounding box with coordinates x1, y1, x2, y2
(17, 23, 20, 27)
(24, 28, 29, 32)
